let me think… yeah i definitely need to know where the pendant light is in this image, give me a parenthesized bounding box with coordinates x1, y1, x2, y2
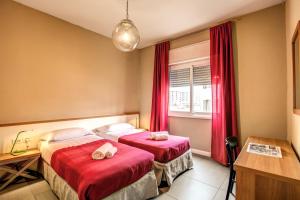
(112, 0, 140, 52)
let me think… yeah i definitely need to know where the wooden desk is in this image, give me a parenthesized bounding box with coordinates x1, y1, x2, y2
(0, 149, 41, 191)
(234, 137, 300, 200)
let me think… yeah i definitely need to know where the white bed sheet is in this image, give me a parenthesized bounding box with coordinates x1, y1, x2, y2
(39, 134, 103, 164)
(95, 128, 145, 142)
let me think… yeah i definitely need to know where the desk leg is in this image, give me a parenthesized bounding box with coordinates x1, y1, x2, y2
(236, 170, 255, 200)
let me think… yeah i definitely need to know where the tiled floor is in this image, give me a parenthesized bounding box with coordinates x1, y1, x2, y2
(0, 155, 235, 200)
(156, 155, 235, 200)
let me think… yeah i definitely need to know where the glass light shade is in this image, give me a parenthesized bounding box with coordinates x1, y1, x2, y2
(112, 19, 140, 52)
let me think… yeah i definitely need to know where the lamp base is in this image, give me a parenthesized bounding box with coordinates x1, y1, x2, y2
(10, 150, 28, 156)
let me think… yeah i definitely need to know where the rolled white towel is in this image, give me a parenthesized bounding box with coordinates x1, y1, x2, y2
(92, 143, 113, 160)
(149, 132, 156, 139)
(154, 131, 169, 135)
(153, 133, 169, 141)
(149, 132, 169, 140)
(149, 131, 169, 139)
(106, 146, 118, 158)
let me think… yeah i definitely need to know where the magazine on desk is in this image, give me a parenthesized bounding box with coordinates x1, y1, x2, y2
(247, 143, 282, 158)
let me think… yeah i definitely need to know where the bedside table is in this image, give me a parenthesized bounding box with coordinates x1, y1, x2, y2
(0, 149, 41, 191)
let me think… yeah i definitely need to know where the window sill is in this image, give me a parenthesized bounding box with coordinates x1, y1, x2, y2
(168, 112, 212, 120)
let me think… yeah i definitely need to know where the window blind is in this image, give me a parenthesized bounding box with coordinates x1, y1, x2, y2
(169, 68, 190, 87)
(193, 65, 211, 85)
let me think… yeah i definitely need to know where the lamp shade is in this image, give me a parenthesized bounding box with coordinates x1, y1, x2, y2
(112, 19, 140, 52)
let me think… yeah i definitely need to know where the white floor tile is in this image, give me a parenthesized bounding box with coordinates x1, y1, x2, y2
(167, 175, 218, 200)
(0, 184, 35, 200)
(28, 180, 52, 195)
(34, 190, 58, 200)
(154, 193, 177, 200)
(213, 189, 235, 200)
(220, 175, 236, 194)
(183, 168, 228, 188)
(193, 156, 229, 174)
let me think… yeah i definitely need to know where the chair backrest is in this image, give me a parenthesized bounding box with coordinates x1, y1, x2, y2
(225, 136, 238, 167)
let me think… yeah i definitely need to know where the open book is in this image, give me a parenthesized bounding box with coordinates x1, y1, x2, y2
(247, 143, 282, 158)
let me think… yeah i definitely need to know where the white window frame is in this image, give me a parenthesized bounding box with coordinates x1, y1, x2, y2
(168, 57, 212, 120)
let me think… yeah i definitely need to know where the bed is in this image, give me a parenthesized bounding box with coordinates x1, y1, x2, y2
(93, 124, 194, 185)
(39, 131, 158, 200)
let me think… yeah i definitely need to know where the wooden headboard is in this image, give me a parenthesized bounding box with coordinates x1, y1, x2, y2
(0, 113, 139, 154)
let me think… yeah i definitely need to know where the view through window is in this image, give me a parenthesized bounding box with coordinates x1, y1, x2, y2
(169, 59, 212, 116)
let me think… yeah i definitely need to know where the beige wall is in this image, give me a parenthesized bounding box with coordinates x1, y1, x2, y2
(139, 4, 287, 152)
(0, 0, 140, 124)
(139, 46, 155, 129)
(285, 0, 300, 156)
(169, 117, 211, 152)
(235, 4, 287, 144)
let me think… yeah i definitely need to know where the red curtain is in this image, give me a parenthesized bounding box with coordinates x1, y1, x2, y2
(210, 22, 238, 165)
(150, 41, 170, 132)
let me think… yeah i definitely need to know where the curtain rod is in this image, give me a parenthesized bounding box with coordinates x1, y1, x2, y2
(172, 17, 241, 43)
(152, 17, 240, 46)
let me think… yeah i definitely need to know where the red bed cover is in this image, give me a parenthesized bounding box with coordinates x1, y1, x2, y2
(118, 131, 190, 163)
(51, 139, 154, 200)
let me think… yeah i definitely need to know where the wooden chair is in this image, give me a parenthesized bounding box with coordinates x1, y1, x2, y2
(225, 136, 238, 200)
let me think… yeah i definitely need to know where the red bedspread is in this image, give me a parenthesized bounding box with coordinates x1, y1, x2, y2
(51, 139, 154, 200)
(118, 132, 190, 163)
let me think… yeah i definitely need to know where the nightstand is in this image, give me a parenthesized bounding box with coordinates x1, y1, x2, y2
(0, 149, 41, 191)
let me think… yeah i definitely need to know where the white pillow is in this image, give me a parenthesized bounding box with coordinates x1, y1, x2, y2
(94, 123, 134, 133)
(40, 127, 93, 142)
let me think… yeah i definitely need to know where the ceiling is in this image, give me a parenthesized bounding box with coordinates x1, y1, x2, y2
(14, 0, 284, 49)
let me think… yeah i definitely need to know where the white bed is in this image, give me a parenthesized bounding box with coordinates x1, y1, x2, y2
(93, 125, 194, 185)
(39, 134, 158, 200)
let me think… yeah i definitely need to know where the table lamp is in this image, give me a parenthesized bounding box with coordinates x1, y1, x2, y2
(10, 130, 32, 156)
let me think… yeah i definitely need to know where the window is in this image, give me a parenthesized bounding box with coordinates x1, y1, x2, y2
(169, 59, 212, 118)
(169, 68, 190, 112)
(192, 65, 212, 113)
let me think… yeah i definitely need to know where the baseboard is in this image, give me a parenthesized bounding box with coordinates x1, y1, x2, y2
(191, 148, 211, 157)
